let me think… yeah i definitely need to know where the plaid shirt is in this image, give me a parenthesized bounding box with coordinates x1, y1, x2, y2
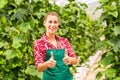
(34, 33, 76, 66)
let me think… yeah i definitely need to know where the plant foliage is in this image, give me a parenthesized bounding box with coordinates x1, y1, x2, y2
(0, 0, 103, 79)
(96, 0, 120, 79)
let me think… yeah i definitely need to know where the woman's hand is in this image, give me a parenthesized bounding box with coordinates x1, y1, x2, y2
(46, 52, 56, 68)
(63, 51, 72, 65)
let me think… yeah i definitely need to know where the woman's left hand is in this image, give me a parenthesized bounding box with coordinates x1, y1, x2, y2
(63, 51, 72, 65)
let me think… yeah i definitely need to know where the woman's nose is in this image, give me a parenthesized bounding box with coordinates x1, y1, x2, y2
(51, 23, 55, 26)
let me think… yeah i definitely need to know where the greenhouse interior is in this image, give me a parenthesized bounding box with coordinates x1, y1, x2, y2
(0, 0, 120, 80)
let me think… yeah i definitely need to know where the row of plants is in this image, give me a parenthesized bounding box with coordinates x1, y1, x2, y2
(96, 0, 120, 80)
(0, 0, 109, 80)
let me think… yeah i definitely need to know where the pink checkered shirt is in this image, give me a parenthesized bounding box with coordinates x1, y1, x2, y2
(34, 33, 76, 66)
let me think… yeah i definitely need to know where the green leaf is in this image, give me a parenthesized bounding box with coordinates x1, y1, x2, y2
(12, 37, 22, 49)
(0, 42, 5, 48)
(96, 72, 102, 80)
(25, 65, 37, 76)
(34, 12, 46, 19)
(11, 58, 22, 68)
(0, 51, 4, 55)
(95, 40, 107, 49)
(25, 65, 43, 78)
(108, 38, 120, 52)
(11, 9, 27, 22)
(14, 0, 23, 5)
(3, 72, 14, 80)
(33, 0, 40, 3)
(119, 0, 120, 6)
(5, 50, 17, 60)
(18, 78, 25, 80)
(98, 12, 107, 23)
(113, 26, 120, 35)
(0, 0, 8, 9)
(99, 0, 109, 4)
(100, 54, 114, 67)
(102, 68, 116, 78)
(12, 35, 25, 49)
(19, 22, 31, 33)
(0, 58, 6, 64)
(109, 5, 117, 11)
(108, 10, 118, 18)
(114, 77, 120, 80)
(0, 41, 8, 48)
(33, 0, 47, 3)
(0, 16, 7, 25)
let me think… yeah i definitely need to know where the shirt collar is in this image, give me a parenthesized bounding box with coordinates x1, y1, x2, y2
(42, 33, 60, 42)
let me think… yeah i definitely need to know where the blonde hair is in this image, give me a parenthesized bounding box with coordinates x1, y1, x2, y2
(44, 12, 59, 22)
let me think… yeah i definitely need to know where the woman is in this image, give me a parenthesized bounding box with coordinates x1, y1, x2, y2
(34, 11, 78, 80)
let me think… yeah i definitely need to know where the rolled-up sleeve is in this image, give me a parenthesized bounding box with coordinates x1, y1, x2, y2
(34, 40, 44, 66)
(63, 38, 76, 57)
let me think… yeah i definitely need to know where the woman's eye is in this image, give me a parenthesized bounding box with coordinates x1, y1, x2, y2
(49, 21, 52, 23)
(48, 20, 58, 24)
(54, 21, 58, 24)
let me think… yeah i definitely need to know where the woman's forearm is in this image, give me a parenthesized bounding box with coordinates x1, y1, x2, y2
(71, 57, 78, 65)
(37, 57, 78, 72)
(37, 62, 48, 72)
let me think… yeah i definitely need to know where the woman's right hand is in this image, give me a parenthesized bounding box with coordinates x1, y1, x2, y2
(46, 52, 56, 68)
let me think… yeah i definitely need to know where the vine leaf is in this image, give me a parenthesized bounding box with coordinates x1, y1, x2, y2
(11, 9, 27, 22)
(109, 38, 120, 52)
(5, 50, 17, 60)
(102, 68, 116, 78)
(113, 77, 120, 80)
(12, 36, 25, 49)
(113, 26, 120, 36)
(18, 22, 31, 33)
(14, 0, 23, 5)
(100, 55, 114, 67)
(0, 0, 8, 9)
(25, 65, 43, 78)
(108, 10, 118, 18)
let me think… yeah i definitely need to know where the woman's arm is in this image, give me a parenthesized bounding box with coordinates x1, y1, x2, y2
(70, 57, 78, 65)
(37, 62, 49, 72)
(34, 40, 48, 72)
(63, 38, 78, 65)
(37, 53, 56, 72)
(63, 51, 78, 65)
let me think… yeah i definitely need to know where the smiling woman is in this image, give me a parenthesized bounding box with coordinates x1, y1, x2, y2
(33, 11, 78, 80)
(44, 12, 59, 36)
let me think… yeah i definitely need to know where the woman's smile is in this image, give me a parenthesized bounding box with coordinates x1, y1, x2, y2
(49, 26, 56, 31)
(44, 15, 59, 35)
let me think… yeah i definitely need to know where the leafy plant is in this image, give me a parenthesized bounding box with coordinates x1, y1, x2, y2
(96, 0, 120, 79)
(0, 0, 103, 79)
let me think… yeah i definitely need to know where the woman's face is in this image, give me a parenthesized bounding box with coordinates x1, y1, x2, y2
(44, 15, 59, 35)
